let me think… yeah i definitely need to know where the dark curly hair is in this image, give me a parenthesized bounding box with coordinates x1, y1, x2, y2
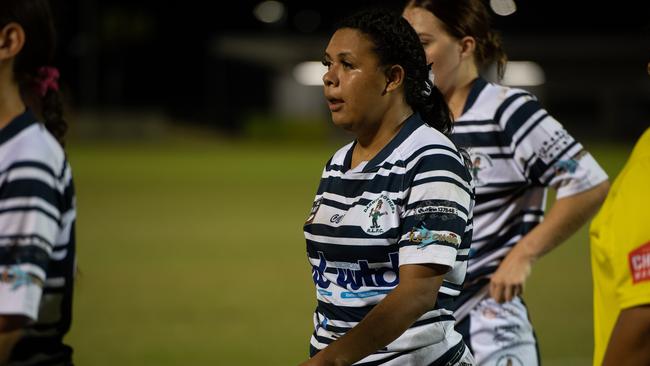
(336, 8, 453, 136)
(0, 0, 67, 146)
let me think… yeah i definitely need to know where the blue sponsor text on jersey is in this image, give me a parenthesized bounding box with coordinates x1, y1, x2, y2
(312, 252, 399, 291)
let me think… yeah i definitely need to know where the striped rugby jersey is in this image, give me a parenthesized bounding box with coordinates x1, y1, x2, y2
(0, 109, 76, 365)
(304, 113, 475, 365)
(450, 78, 608, 320)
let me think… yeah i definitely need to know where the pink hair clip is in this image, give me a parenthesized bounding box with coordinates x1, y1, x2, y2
(35, 66, 60, 97)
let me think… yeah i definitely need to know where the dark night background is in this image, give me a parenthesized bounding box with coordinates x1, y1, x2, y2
(49, 0, 650, 140)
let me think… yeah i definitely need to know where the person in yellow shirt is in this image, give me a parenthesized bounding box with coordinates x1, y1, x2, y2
(590, 127, 650, 366)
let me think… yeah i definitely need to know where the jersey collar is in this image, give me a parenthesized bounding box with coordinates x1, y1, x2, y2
(0, 109, 38, 146)
(344, 112, 425, 173)
(462, 77, 488, 115)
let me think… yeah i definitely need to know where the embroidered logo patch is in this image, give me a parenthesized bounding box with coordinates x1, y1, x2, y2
(362, 194, 396, 235)
(408, 226, 460, 249)
(468, 152, 493, 186)
(553, 149, 587, 175)
(629, 241, 650, 284)
(1, 265, 36, 291)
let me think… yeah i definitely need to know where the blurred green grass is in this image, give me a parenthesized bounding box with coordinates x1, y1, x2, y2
(65, 136, 633, 365)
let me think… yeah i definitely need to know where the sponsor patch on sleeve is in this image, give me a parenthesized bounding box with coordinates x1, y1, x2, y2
(629, 241, 650, 284)
(305, 197, 322, 225)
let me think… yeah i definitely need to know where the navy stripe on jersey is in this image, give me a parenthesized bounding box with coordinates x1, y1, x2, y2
(0, 161, 59, 178)
(0, 109, 76, 366)
(451, 130, 510, 148)
(307, 242, 398, 263)
(0, 245, 50, 270)
(306, 223, 401, 240)
(502, 99, 542, 141)
(305, 112, 474, 363)
(0, 178, 62, 210)
(320, 196, 405, 212)
(493, 92, 532, 128)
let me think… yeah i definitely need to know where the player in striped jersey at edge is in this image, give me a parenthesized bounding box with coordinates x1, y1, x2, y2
(301, 8, 475, 366)
(0, 0, 76, 365)
(403, 0, 610, 364)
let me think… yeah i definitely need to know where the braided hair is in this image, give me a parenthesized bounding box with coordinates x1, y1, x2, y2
(0, 0, 67, 146)
(336, 8, 454, 136)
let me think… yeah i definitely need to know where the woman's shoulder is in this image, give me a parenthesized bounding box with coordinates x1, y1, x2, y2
(3, 122, 66, 171)
(461, 81, 538, 122)
(406, 124, 457, 150)
(400, 124, 463, 164)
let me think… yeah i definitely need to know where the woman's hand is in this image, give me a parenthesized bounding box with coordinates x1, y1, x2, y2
(489, 241, 535, 303)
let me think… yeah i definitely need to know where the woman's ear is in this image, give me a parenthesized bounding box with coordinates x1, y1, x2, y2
(0, 22, 25, 61)
(459, 36, 476, 60)
(384, 64, 406, 94)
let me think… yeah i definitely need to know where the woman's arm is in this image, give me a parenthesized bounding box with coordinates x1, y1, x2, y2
(300, 263, 447, 366)
(0, 315, 27, 363)
(602, 305, 650, 366)
(489, 180, 609, 302)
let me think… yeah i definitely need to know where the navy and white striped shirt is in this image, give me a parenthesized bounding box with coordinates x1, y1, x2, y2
(304, 113, 474, 365)
(0, 109, 76, 365)
(450, 78, 608, 320)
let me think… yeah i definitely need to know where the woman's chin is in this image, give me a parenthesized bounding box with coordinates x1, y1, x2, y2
(331, 116, 354, 131)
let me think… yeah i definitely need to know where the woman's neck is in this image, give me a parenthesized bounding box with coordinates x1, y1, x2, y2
(0, 75, 25, 130)
(446, 64, 479, 120)
(351, 104, 413, 169)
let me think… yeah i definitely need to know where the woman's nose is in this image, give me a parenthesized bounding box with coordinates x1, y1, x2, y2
(323, 69, 336, 87)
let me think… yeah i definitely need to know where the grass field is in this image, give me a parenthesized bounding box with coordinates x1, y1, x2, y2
(64, 135, 633, 365)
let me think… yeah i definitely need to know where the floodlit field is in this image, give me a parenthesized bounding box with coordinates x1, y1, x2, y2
(65, 136, 632, 365)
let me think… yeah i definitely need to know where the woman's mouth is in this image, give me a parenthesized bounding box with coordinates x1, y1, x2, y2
(327, 98, 344, 112)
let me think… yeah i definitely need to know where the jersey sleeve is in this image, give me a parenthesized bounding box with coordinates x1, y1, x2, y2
(611, 149, 650, 310)
(0, 162, 63, 320)
(398, 150, 474, 270)
(498, 92, 608, 198)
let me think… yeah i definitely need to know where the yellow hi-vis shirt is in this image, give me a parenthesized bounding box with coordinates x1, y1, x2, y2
(590, 128, 650, 366)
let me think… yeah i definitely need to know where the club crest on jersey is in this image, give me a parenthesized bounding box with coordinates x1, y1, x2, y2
(469, 152, 493, 186)
(362, 195, 396, 235)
